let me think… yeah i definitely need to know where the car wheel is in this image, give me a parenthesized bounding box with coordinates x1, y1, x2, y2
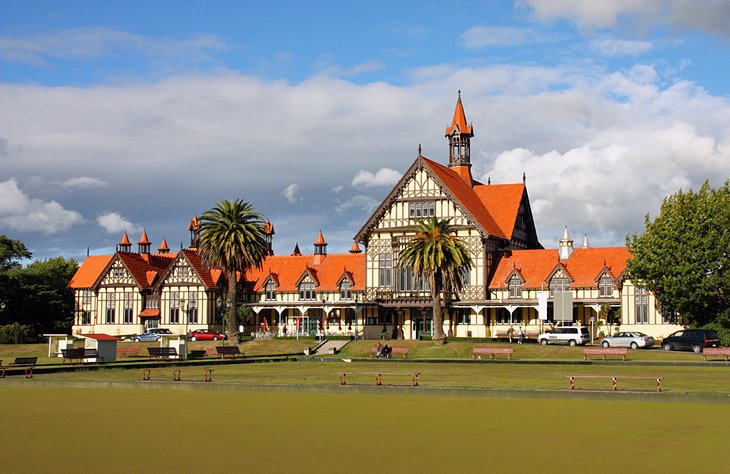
(663, 343, 672, 351)
(213, 336, 218, 341)
(569, 339, 577, 347)
(601, 341, 610, 348)
(540, 339, 548, 345)
(156, 337, 161, 341)
(692, 344, 703, 354)
(191, 336, 197, 341)
(133, 337, 140, 342)
(630, 342, 639, 350)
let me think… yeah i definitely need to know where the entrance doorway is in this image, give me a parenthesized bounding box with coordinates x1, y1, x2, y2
(414, 309, 433, 339)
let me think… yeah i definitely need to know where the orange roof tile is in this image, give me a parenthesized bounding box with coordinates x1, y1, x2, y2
(491, 247, 631, 289)
(137, 230, 150, 245)
(314, 231, 327, 246)
(118, 252, 175, 289)
(68, 255, 113, 288)
(445, 93, 473, 136)
(473, 183, 525, 239)
(246, 253, 366, 293)
(158, 238, 169, 252)
(349, 241, 362, 254)
(119, 232, 131, 246)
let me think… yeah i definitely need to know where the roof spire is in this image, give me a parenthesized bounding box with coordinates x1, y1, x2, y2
(445, 92, 474, 186)
(558, 226, 574, 260)
(418, 144, 422, 156)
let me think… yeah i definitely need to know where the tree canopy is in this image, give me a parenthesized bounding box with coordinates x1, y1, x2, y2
(626, 180, 730, 327)
(398, 217, 472, 344)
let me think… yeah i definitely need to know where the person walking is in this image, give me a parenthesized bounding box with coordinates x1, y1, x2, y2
(518, 326, 525, 344)
(507, 324, 514, 344)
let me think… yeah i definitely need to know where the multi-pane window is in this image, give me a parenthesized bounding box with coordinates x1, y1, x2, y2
(409, 201, 435, 218)
(550, 277, 570, 295)
(661, 304, 677, 324)
(105, 293, 115, 324)
(299, 281, 316, 300)
(123, 293, 133, 324)
(496, 308, 521, 324)
(635, 287, 649, 324)
(378, 254, 392, 287)
(81, 310, 91, 325)
(265, 281, 277, 300)
(461, 266, 471, 286)
(175, 266, 189, 278)
(169, 291, 179, 324)
(340, 281, 352, 300)
(188, 293, 198, 324)
(455, 308, 471, 324)
(399, 267, 428, 291)
(113, 267, 124, 278)
(508, 276, 523, 298)
(81, 289, 91, 304)
(599, 275, 613, 297)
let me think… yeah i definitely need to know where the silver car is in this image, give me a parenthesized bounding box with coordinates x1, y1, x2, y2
(600, 331, 655, 349)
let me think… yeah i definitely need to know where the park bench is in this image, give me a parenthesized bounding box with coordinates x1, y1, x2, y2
(702, 347, 730, 362)
(583, 347, 628, 361)
(83, 348, 104, 363)
(566, 375, 663, 392)
(147, 347, 178, 360)
(472, 347, 514, 360)
(338, 372, 419, 387)
(61, 348, 86, 364)
(215, 346, 243, 359)
(1, 357, 38, 378)
(141, 368, 213, 382)
(116, 347, 140, 357)
(370, 346, 409, 358)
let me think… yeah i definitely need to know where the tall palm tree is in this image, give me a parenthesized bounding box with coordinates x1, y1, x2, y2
(398, 217, 472, 345)
(198, 199, 268, 342)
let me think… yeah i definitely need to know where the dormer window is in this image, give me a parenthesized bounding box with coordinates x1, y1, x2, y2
(340, 281, 352, 300)
(265, 281, 277, 301)
(599, 274, 613, 297)
(299, 281, 316, 300)
(550, 277, 570, 295)
(508, 276, 523, 298)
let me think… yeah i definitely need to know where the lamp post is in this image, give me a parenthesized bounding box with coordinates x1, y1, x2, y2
(353, 295, 359, 342)
(320, 293, 327, 340)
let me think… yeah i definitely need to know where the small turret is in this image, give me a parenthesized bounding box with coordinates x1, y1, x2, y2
(558, 226, 574, 260)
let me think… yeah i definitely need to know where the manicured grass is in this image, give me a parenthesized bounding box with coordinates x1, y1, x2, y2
(2, 386, 730, 473)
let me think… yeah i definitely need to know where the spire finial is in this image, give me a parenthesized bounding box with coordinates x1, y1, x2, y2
(418, 143, 422, 156)
(488, 177, 491, 185)
(458, 90, 461, 100)
(523, 172, 526, 184)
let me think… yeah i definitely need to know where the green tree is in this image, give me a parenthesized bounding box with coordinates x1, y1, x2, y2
(198, 200, 268, 341)
(398, 217, 473, 345)
(626, 180, 730, 327)
(0, 235, 32, 312)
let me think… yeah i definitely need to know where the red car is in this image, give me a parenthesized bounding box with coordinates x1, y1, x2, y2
(188, 329, 226, 341)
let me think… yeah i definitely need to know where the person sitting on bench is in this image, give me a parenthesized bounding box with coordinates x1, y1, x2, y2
(382, 344, 392, 358)
(375, 342, 383, 358)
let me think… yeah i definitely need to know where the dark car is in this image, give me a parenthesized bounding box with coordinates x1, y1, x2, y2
(661, 329, 720, 353)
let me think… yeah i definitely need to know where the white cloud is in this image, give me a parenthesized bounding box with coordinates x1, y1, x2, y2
(282, 184, 300, 204)
(590, 37, 653, 56)
(459, 26, 534, 49)
(60, 176, 107, 190)
(521, 0, 730, 39)
(96, 211, 141, 235)
(0, 178, 83, 233)
(335, 195, 379, 214)
(351, 168, 402, 187)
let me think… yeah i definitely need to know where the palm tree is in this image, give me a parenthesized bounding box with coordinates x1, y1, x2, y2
(398, 217, 472, 345)
(198, 199, 268, 342)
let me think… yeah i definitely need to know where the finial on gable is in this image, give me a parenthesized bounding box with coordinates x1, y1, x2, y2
(418, 143, 422, 156)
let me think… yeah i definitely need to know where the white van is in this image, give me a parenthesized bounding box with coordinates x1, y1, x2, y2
(537, 326, 590, 346)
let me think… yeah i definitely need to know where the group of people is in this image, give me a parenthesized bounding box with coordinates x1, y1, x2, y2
(507, 325, 525, 344)
(375, 342, 392, 358)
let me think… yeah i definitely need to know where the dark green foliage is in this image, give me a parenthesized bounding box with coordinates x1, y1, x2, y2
(0, 322, 35, 343)
(627, 180, 730, 327)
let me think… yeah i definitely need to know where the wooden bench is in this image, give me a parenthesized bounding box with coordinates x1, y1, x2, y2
(215, 346, 243, 359)
(370, 346, 409, 358)
(583, 347, 628, 361)
(472, 347, 514, 360)
(83, 348, 104, 363)
(116, 347, 140, 357)
(142, 368, 213, 382)
(147, 347, 178, 360)
(5, 357, 38, 378)
(338, 372, 419, 387)
(702, 347, 730, 361)
(61, 348, 85, 364)
(567, 375, 663, 392)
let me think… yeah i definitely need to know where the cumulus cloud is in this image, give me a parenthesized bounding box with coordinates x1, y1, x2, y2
(60, 176, 107, 190)
(590, 37, 653, 56)
(459, 26, 535, 49)
(96, 211, 141, 235)
(521, 0, 730, 39)
(282, 184, 300, 204)
(351, 168, 402, 187)
(0, 178, 83, 233)
(335, 195, 380, 214)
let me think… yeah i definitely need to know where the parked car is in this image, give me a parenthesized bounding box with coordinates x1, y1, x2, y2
(661, 329, 720, 353)
(537, 326, 590, 346)
(129, 328, 172, 342)
(189, 329, 226, 341)
(600, 331, 655, 349)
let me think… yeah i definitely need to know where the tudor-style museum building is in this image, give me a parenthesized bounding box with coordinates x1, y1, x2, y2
(69, 95, 682, 340)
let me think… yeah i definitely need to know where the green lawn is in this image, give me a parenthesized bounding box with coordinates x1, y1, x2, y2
(2, 386, 730, 473)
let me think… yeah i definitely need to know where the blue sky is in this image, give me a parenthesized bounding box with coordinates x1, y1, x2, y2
(2, 0, 730, 262)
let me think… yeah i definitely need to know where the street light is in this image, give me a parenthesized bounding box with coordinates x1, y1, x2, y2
(353, 295, 359, 342)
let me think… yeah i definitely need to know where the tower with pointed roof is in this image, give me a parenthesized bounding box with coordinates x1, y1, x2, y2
(137, 230, 151, 254)
(117, 232, 132, 252)
(558, 226, 574, 260)
(445, 91, 474, 186)
(262, 220, 275, 256)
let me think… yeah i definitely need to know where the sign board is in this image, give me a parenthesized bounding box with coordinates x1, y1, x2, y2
(537, 291, 549, 320)
(553, 291, 573, 322)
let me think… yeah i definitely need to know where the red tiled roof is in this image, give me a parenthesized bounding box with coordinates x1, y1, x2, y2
(246, 253, 366, 292)
(445, 95, 473, 136)
(139, 308, 161, 318)
(422, 157, 506, 239)
(473, 183, 525, 240)
(180, 249, 220, 289)
(491, 247, 631, 289)
(118, 252, 175, 289)
(68, 255, 114, 288)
